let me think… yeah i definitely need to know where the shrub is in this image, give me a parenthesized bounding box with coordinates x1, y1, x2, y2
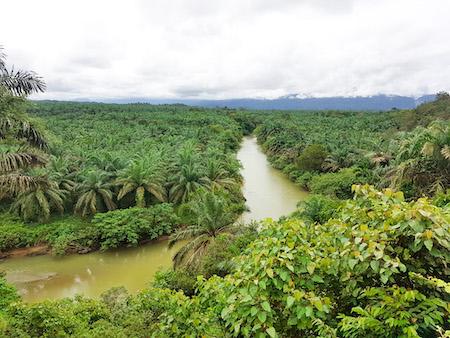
(292, 194, 341, 223)
(309, 168, 358, 198)
(152, 269, 197, 296)
(216, 185, 450, 337)
(296, 144, 328, 172)
(92, 204, 179, 250)
(0, 274, 20, 311)
(295, 171, 316, 189)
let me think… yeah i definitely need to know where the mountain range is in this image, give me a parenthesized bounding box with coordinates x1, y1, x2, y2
(49, 94, 437, 111)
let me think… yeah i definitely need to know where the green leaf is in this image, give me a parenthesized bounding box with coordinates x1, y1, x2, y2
(251, 306, 258, 316)
(424, 239, 433, 251)
(266, 326, 277, 338)
(266, 268, 274, 278)
(262, 301, 271, 312)
(348, 259, 358, 270)
(306, 262, 316, 275)
(286, 296, 295, 308)
(370, 260, 379, 272)
(257, 311, 267, 323)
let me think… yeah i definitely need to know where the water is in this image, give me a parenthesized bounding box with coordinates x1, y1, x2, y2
(238, 137, 308, 223)
(0, 137, 307, 302)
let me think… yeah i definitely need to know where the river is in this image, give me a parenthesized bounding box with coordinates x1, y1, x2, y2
(0, 137, 307, 302)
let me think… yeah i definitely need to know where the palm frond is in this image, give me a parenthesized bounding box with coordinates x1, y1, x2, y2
(0, 67, 46, 96)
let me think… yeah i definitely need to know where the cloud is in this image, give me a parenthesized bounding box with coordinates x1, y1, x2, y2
(1, 0, 449, 100)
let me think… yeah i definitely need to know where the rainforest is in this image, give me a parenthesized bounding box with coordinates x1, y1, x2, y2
(1, 50, 450, 337)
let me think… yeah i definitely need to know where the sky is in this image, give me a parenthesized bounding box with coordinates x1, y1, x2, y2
(1, 0, 450, 100)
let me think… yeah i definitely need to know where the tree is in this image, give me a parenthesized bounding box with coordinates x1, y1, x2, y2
(116, 155, 166, 207)
(296, 144, 328, 172)
(203, 158, 237, 190)
(169, 161, 208, 204)
(11, 173, 67, 222)
(392, 121, 450, 196)
(169, 190, 237, 268)
(0, 48, 49, 207)
(0, 47, 46, 96)
(435, 91, 450, 101)
(74, 170, 117, 217)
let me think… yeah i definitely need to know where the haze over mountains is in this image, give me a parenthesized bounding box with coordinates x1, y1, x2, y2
(50, 94, 436, 111)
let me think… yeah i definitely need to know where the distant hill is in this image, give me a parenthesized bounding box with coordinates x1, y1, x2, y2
(88, 94, 436, 111)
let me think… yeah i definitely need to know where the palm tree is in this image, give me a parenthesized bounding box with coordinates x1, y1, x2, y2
(391, 121, 450, 195)
(116, 155, 166, 207)
(203, 158, 237, 190)
(74, 170, 116, 217)
(169, 190, 237, 268)
(11, 173, 67, 222)
(0, 47, 46, 96)
(0, 48, 48, 203)
(169, 161, 209, 204)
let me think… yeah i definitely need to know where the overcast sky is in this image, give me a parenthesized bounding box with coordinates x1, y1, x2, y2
(1, 0, 450, 100)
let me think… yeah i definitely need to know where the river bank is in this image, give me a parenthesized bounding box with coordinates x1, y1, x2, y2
(0, 137, 307, 302)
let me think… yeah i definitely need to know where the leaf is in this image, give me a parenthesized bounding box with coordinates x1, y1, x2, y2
(286, 296, 295, 308)
(306, 262, 316, 275)
(261, 301, 271, 312)
(424, 239, 433, 251)
(348, 259, 358, 270)
(266, 268, 274, 278)
(257, 311, 267, 323)
(266, 326, 277, 338)
(370, 260, 379, 272)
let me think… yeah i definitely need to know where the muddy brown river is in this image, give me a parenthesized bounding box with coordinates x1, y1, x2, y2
(0, 137, 307, 302)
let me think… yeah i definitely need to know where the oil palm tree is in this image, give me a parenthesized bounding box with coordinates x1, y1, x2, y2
(169, 190, 237, 268)
(0, 48, 48, 202)
(203, 158, 237, 190)
(0, 47, 46, 96)
(391, 121, 450, 195)
(116, 155, 167, 207)
(74, 170, 116, 217)
(169, 161, 209, 204)
(11, 172, 67, 222)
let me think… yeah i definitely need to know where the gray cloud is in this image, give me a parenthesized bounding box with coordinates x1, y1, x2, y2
(1, 0, 449, 100)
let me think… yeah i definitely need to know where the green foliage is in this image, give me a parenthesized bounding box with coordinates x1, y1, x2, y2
(292, 194, 341, 223)
(215, 185, 450, 337)
(309, 168, 358, 199)
(296, 144, 328, 172)
(0, 274, 20, 312)
(1, 186, 449, 337)
(92, 204, 179, 250)
(169, 189, 240, 268)
(152, 269, 197, 296)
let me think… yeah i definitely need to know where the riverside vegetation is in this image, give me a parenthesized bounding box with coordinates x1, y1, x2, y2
(0, 48, 449, 337)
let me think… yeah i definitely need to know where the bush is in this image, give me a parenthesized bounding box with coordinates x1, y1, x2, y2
(295, 171, 316, 189)
(292, 194, 341, 223)
(215, 185, 450, 337)
(309, 168, 358, 199)
(0, 274, 20, 311)
(296, 144, 328, 172)
(152, 269, 197, 296)
(45, 218, 99, 255)
(92, 204, 179, 250)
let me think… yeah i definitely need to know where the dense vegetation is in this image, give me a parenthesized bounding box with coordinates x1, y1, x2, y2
(1, 49, 449, 337)
(1, 186, 448, 337)
(253, 96, 450, 200)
